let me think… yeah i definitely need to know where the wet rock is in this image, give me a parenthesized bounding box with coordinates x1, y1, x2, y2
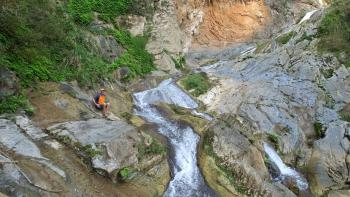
(15, 115, 48, 140)
(0, 119, 44, 159)
(47, 119, 141, 175)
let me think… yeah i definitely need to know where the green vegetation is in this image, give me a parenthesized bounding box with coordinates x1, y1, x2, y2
(267, 132, 280, 150)
(0, 0, 155, 114)
(340, 112, 350, 122)
(68, 0, 132, 25)
(120, 112, 133, 122)
(118, 167, 130, 181)
(276, 31, 295, 45)
(296, 32, 313, 43)
(171, 54, 186, 70)
(0, 94, 33, 115)
(76, 144, 101, 158)
(181, 73, 212, 97)
(112, 30, 155, 79)
(313, 122, 325, 138)
(138, 140, 167, 158)
(317, 0, 350, 67)
(321, 68, 334, 79)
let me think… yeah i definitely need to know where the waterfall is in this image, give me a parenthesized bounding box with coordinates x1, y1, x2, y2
(133, 79, 216, 197)
(263, 143, 309, 191)
(298, 10, 318, 24)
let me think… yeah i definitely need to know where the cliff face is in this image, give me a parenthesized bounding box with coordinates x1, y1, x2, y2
(173, 0, 321, 50)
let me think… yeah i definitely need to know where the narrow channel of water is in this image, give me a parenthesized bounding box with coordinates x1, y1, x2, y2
(264, 143, 309, 191)
(133, 79, 216, 197)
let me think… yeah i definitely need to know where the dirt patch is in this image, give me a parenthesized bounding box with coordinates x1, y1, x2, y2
(28, 83, 91, 128)
(191, 0, 270, 50)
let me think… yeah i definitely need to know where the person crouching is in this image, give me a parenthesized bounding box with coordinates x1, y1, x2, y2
(93, 88, 110, 118)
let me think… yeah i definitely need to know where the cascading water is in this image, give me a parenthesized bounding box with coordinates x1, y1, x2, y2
(298, 10, 318, 24)
(133, 79, 216, 197)
(263, 143, 309, 191)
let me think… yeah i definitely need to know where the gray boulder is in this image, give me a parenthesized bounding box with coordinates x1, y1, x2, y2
(47, 119, 141, 175)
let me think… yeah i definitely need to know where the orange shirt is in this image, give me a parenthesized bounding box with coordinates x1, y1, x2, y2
(98, 95, 106, 105)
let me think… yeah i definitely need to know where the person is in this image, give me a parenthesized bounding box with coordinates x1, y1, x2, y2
(93, 88, 110, 118)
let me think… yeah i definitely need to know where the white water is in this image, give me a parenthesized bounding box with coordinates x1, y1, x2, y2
(133, 79, 215, 197)
(264, 143, 309, 190)
(298, 10, 318, 24)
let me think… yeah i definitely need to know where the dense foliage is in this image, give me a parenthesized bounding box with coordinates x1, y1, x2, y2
(68, 0, 132, 24)
(0, 0, 155, 114)
(318, 0, 350, 67)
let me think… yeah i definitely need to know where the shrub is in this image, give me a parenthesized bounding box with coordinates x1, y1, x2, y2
(0, 94, 29, 114)
(277, 31, 295, 45)
(317, 0, 350, 67)
(267, 132, 280, 150)
(68, 0, 132, 24)
(181, 73, 211, 97)
(119, 167, 130, 180)
(138, 140, 167, 158)
(313, 122, 325, 138)
(112, 30, 155, 79)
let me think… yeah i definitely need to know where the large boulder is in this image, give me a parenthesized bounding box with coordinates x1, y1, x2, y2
(308, 121, 350, 196)
(47, 119, 142, 176)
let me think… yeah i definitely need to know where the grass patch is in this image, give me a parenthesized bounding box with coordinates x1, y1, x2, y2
(267, 132, 280, 150)
(296, 32, 313, 43)
(181, 73, 212, 97)
(277, 31, 295, 45)
(118, 167, 131, 181)
(112, 30, 155, 80)
(340, 112, 350, 122)
(0, 94, 33, 115)
(68, 0, 132, 25)
(171, 54, 186, 70)
(313, 122, 325, 138)
(317, 0, 350, 67)
(138, 140, 167, 158)
(321, 68, 334, 79)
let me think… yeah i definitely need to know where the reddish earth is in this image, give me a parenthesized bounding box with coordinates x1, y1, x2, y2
(191, 0, 270, 50)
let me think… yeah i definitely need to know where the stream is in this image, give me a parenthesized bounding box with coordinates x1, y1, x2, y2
(133, 79, 216, 197)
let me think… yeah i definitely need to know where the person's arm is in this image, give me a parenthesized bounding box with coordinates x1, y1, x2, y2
(93, 94, 99, 105)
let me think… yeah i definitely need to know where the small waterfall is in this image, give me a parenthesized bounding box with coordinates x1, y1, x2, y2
(133, 79, 215, 197)
(298, 10, 318, 24)
(263, 143, 309, 190)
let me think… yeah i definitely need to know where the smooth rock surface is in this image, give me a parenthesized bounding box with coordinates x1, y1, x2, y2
(47, 119, 140, 174)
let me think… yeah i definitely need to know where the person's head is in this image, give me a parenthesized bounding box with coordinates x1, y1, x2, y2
(100, 88, 106, 95)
